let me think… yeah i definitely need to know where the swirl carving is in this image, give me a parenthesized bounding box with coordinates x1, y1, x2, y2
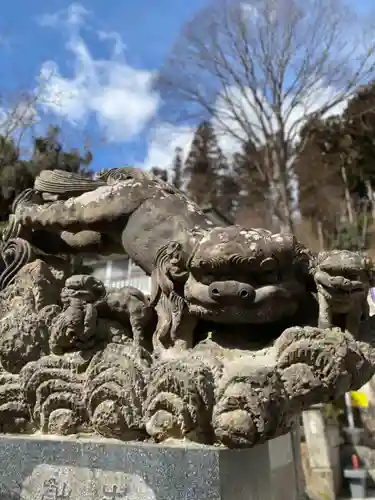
(84, 343, 151, 440)
(0, 238, 34, 291)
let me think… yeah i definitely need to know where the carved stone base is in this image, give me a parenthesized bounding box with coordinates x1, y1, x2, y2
(0, 434, 301, 499)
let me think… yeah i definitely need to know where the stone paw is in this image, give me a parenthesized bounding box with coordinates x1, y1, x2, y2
(84, 344, 149, 440)
(212, 363, 291, 448)
(275, 326, 371, 405)
(143, 358, 215, 443)
(274, 326, 328, 359)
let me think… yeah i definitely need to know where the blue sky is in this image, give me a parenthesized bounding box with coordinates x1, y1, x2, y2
(0, 0, 209, 172)
(0, 0, 373, 173)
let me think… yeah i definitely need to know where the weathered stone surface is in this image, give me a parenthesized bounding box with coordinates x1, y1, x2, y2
(144, 356, 215, 443)
(0, 259, 62, 317)
(0, 435, 273, 500)
(84, 343, 151, 440)
(0, 167, 374, 448)
(312, 249, 373, 337)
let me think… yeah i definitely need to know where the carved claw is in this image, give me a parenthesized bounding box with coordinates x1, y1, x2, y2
(276, 325, 374, 406)
(84, 344, 150, 440)
(279, 363, 322, 410)
(20, 355, 87, 435)
(212, 363, 291, 448)
(274, 326, 326, 358)
(347, 340, 375, 390)
(144, 358, 215, 443)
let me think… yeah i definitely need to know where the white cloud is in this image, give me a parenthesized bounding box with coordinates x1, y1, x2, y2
(97, 30, 127, 57)
(37, 4, 159, 143)
(37, 3, 90, 29)
(36, 3, 350, 169)
(141, 119, 244, 171)
(213, 79, 348, 148)
(240, 2, 260, 22)
(141, 123, 194, 170)
(143, 79, 349, 171)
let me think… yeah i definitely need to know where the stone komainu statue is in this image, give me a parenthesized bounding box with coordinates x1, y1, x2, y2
(0, 167, 374, 447)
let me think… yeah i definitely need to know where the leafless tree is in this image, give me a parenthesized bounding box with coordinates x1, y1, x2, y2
(157, 0, 375, 233)
(0, 65, 58, 158)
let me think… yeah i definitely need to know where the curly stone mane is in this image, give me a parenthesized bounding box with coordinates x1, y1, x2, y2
(150, 242, 190, 352)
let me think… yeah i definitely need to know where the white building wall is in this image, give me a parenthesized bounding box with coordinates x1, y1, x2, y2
(86, 256, 151, 296)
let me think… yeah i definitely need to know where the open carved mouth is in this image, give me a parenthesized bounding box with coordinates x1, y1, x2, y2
(317, 279, 364, 301)
(187, 300, 225, 318)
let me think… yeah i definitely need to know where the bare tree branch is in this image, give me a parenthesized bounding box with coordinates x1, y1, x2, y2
(157, 0, 375, 233)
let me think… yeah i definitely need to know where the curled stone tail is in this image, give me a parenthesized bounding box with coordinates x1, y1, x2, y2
(34, 169, 106, 194)
(0, 238, 34, 291)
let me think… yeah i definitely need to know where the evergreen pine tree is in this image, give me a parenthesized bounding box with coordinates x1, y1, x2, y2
(0, 126, 93, 222)
(183, 120, 227, 206)
(171, 146, 183, 189)
(232, 139, 271, 227)
(31, 125, 92, 176)
(151, 167, 168, 182)
(216, 172, 238, 218)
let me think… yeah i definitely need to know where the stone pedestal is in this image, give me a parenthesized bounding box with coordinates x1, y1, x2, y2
(302, 405, 342, 500)
(0, 434, 284, 500)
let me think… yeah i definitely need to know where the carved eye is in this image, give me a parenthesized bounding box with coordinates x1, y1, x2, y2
(259, 258, 279, 282)
(346, 270, 361, 281)
(202, 274, 215, 285)
(296, 251, 311, 267)
(167, 241, 181, 255)
(260, 258, 277, 271)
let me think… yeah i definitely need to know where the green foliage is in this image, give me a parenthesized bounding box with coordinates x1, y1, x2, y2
(231, 139, 270, 223)
(151, 167, 168, 182)
(331, 213, 371, 251)
(183, 120, 228, 207)
(151, 79, 375, 239)
(0, 126, 93, 221)
(295, 80, 375, 249)
(171, 146, 183, 189)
